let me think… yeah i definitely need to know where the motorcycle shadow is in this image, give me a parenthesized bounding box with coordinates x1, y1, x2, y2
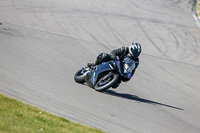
(104, 90, 183, 111)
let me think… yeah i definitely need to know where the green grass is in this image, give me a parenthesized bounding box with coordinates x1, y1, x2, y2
(197, 1, 200, 19)
(0, 93, 105, 133)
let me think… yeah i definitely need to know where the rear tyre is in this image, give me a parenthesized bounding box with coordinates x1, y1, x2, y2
(74, 69, 85, 84)
(94, 73, 119, 92)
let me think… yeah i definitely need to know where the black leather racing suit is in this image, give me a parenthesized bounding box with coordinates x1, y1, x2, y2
(110, 46, 139, 80)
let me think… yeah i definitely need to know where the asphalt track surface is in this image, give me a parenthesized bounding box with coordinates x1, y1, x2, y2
(0, 0, 200, 133)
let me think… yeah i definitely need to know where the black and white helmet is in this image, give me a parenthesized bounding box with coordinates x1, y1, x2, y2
(129, 42, 142, 58)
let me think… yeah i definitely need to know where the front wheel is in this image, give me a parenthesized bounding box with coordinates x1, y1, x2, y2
(74, 69, 85, 84)
(94, 73, 119, 92)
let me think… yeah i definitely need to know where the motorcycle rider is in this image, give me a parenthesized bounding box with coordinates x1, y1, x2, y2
(87, 42, 141, 88)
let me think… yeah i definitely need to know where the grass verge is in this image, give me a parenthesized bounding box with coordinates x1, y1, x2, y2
(197, 0, 200, 19)
(0, 93, 105, 133)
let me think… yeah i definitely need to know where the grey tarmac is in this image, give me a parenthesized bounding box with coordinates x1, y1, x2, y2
(0, 0, 200, 133)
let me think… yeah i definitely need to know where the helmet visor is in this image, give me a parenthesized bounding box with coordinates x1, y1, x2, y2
(130, 47, 140, 57)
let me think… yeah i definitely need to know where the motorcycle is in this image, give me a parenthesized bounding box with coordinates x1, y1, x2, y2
(74, 57, 136, 92)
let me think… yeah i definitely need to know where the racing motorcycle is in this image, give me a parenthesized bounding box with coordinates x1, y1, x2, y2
(74, 57, 135, 92)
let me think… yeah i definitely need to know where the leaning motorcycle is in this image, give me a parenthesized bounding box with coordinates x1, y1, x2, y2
(74, 57, 135, 92)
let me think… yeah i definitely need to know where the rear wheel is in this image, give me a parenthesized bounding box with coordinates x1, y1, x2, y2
(74, 69, 85, 84)
(94, 73, 119, 92)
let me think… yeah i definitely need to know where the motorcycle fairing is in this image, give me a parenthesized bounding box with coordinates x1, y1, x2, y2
(85, 57, 135, 88)
(90, 61, 116, 87)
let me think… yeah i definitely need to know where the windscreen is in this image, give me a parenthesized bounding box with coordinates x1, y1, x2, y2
(123, 58, 135, 74)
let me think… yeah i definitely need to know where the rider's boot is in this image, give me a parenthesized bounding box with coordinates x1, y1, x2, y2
(87, 63, 95, 68)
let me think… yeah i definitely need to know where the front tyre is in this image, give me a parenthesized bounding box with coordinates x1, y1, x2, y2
(94, 73, 119, 92)
(74, 69, 85, 84)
